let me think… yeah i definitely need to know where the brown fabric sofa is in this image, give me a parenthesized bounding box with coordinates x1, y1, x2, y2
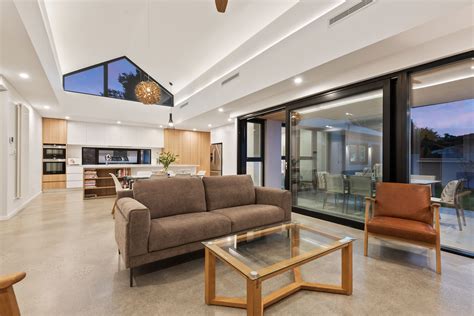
(114, 175, 292, 286)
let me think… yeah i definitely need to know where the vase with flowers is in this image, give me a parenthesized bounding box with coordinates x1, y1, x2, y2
(158, 151, 178, 174)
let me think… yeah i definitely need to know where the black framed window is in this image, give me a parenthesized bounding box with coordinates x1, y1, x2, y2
(63, 65, 104, 96)
(63, 56, 173, 106)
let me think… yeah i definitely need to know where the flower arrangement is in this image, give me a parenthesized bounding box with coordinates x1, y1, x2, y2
(158, 151, 178, 172)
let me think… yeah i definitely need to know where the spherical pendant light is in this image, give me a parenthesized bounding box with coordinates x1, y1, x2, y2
(135, 80, 161, 105)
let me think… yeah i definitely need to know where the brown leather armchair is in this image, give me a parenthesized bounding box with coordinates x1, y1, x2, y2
(364, 182, 441, 273)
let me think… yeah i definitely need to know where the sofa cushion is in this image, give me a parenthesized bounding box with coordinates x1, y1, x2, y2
(202, 175, 255, 211)
(367, 216, 437, 244)
(149, 212, 232, 252)
(374, 182, 433, 225)
(133, 177, 206, 219)
(211, 204, 285, 233)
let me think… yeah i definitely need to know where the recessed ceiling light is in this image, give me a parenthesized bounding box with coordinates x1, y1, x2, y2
(43, 105, 50, 110)
(227, 118, 233, 122)
(19, 73, 30, 79)
(294, 77, 303, 85)
(471, 65, 474, 70)
(159, 125, 163, 128)
(65, 116, 70, 120)
(345, 112, 353, 116)
(325, 125, 333, 129)
(218, 108, 224, 112)
(117, 121, 121, 124)
(208, 124, 212, 128)
(193, 128, 197, 131)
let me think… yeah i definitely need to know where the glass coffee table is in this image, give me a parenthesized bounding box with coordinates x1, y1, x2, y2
(203, 222, 354, 316)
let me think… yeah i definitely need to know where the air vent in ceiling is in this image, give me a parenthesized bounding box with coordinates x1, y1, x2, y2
(329, 0, 374, 26)
(221, 73, 239, 86)
(179, 102, 189, 109)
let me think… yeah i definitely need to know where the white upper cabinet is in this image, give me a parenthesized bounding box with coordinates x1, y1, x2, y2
(67, 121, 163, 148)
(67, 121, 87, 145)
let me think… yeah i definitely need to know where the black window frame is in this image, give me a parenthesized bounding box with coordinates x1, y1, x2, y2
(237, 50, 474, 258)
(62, 56, 174, 107)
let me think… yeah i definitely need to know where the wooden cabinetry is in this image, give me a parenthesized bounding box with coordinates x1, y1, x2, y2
(164, 129, 211, 176)
(42, 174, 66, 190)
(43, 118, 67, 144)
(83, 168, 131, 199)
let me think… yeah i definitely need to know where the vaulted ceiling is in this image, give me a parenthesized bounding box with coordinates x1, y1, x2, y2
(2, 0, 473, 131)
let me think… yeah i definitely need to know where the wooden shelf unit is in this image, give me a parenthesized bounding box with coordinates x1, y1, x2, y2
(83, 167, 131, 200)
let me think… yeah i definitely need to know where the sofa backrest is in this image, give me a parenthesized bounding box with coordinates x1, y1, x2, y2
(202, 175, 255, 211)
(374, 182, 432, 225)
(133, 177, 207, 219)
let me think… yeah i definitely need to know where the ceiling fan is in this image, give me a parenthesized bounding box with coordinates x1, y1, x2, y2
(215, 0, 228, 13)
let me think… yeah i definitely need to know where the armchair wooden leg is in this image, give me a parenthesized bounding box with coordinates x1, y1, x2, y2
(364, 229, 368, 257)
(111, 199, 117, 218)
(435, 243, 441, 274)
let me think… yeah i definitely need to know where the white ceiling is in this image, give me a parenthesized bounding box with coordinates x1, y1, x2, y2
(2, 0, 473, 132)
(0, 0, 58, 108)
(43, 0, 299, 92)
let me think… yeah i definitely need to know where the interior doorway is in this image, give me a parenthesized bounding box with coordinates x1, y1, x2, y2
(238, 109, 287, 189)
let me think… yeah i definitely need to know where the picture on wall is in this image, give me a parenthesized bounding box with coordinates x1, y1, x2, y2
(348, 144, 368, 164)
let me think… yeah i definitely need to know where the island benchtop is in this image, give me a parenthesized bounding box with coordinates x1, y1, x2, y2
(80, 164, 199, 169)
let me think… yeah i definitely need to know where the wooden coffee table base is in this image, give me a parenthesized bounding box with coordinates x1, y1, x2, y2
(205, 242, 353, 316)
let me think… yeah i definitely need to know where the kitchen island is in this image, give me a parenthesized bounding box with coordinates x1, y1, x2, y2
(76, 164, 199, 199)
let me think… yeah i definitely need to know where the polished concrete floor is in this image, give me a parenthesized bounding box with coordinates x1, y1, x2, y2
(1, 190, 473, 315)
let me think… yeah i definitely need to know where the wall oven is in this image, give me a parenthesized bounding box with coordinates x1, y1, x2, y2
(43, 145, 66, 160)
(43, 160, 66, 174)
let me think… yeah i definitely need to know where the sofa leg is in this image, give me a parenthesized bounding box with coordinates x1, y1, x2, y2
(130, 268, 134, 287)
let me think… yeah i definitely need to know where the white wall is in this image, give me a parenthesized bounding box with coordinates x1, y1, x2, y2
(210, 123, 237, 175)
(265, 120, 283, 188)
(0, 77, 42, 220)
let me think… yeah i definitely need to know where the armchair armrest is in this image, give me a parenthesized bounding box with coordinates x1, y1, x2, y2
(0, 272, 26, 290)
(115, 198, 151, 259)
(255, 187, 292, 221)
(364, 197, 375, 224)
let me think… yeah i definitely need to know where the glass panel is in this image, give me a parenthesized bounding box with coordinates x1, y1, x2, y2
(246, 161, 262, 186)
(247, 122, 262, 158)
(107, 58, 141, 101)
(64, 65, 104, 96)
(290, 89, 383, 222)
(410, 58, 474, 254)
(203, 223, 350, 278)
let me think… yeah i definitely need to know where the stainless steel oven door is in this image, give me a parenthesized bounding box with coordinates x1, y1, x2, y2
(43, 161, 66, 174)
(43, 147, 66, 160)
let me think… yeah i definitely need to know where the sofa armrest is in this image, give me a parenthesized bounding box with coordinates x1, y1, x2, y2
(117, 189, 133, 200)
(255, 187, 292, 221)
(115, 198, 151, 260)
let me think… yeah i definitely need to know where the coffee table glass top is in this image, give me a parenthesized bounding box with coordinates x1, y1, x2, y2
(203, 222, 354, 280)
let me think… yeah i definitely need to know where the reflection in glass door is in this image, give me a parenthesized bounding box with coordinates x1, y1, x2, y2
(410, 57, 474, 255)
(290, 89, 384, 222)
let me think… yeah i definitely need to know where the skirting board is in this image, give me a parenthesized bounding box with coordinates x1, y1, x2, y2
(0, 191, 41, 221)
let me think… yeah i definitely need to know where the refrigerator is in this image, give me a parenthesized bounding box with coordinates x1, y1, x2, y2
(210, 143, 222, 176)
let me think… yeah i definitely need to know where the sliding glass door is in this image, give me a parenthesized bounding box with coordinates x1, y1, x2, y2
(245, 120, 264, 186)
(290, 89, 384, 222)
(410, 57, 474, 255)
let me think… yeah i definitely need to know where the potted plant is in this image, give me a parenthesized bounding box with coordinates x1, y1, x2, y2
(158, 151, 178, 173)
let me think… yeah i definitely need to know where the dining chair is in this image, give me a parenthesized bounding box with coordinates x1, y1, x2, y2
(348, 175, 373, 211)
(316, 171, 327, 201)
(431, 179, 467, 231)
(0, 272, 26, 316)
(364, 182, 441, 273)
(323, 174, 347, 210)
(109, 173, 131, 217)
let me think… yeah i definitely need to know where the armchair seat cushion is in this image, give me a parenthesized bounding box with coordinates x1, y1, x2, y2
(367, 216, 437, 244)
(149, 212, 231, 252)
(211, 204, 285, 232)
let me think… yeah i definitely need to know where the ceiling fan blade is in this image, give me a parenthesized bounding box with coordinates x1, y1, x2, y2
(215, 0, 228, 13)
